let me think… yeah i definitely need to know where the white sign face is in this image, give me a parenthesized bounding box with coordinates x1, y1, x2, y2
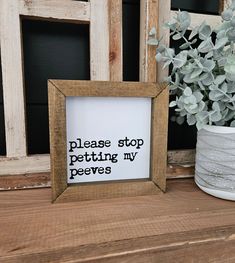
(66, 96, 152, 184)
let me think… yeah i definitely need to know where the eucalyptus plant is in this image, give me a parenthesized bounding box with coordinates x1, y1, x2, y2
(148, 1, 235, 129)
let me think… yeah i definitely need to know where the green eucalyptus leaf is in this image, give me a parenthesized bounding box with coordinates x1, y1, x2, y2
(173, 51, 188, 68)
(205, 51, 213, 58)
(201, 72, 214, 86)
(184, 95, 197, 105)
(193, 91, 203, 102)
(214, 75, 226, 85)
(210, 110, 222, 122)
(201, 59, 215, 72)
(199, 24, 212, 40)
(214, 37, 228, 49)
(216, 29, 226, 39)
(177, 11, 191, 31)
(191, 68, 203, 79)
(209, 90, 224, 101)
(183, 86, 192, 96)
(222, 9, 233, 21)
(231, 0, 235, 11)
(169, 101, 177, 107)
(196, 111, 209, 121)
(230, 120, 235, 127)
(227, 82, 235, 93)
(187, 114, 197, 125)
(149, 27, 157, 36)
(198, 38, 214, 53)
(212, 101, 220, 111)
(172, 33, 182, 40)
(209, 84, 218, 90)
(155, 53, 162, 62)
(189, 27, 199, 40)
(196, 121, 206, 130)
(227, 28, 235, 41)
(179, 43, 191, 49)
(147, 38, 159, 46)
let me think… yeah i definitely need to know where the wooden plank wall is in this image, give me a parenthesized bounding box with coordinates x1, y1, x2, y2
(0, 0, 228, 190)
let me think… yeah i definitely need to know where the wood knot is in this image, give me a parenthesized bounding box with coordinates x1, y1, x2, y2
(109, 52, 116, 63)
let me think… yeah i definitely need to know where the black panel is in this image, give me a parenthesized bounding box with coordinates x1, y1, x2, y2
(22, 20, 90, 154)
(0, 59, 2, 104)
(123, 0, 140, 81)
(168, 108, 197, 150)
(0, 56, 6, 155)
(23, 20, 90, 105)
(171, 0, 220, 15)
(26, 105, 49, 154)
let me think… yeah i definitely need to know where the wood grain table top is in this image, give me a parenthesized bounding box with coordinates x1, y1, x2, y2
(0, 179, 235, 262)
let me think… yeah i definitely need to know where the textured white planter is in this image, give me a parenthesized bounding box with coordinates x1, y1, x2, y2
(195, 125, 235, 201)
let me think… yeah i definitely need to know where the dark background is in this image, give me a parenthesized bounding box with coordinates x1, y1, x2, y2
(0, 0, 220, 155)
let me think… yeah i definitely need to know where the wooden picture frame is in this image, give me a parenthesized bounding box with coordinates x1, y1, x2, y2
(48, 80, 168, 203)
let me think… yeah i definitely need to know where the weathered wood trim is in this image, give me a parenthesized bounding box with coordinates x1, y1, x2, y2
(108, 0, 123, 81)
(139, 0, 159, 82)
(171, 11, 222, 29)
(48, 81, 67, 202)
(19, 0, 90, 23)
(90, 0, 110, 80)
(0, 0, 27, 158)
(0, 155, 50, 176)
(158, 0, 171, 82)
(168, 149, 195, 164)
(151, 88, 169, 191)
(50, 80, 166, 98)
(167, 164, 194, 179)
(0, 173, 50, 190)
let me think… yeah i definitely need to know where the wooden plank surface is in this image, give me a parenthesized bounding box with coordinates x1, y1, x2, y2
(0, 179, 235, 262)
(0, 0, 27, 157)
(19, 0, 90, 23)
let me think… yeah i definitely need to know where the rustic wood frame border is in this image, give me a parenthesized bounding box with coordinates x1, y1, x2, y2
(48, 80, 167, 202)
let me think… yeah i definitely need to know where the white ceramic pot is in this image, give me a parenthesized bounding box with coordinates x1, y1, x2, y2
(195, 125, 235, 201)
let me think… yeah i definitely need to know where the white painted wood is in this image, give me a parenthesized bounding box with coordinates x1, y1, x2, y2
(158, 0, 171, 82)
(90, 0, 110, 80)
(19, 0, 90, 23)
(108, 0, 123, 81)
(139, 0, 159, 82)
(171, 11, 222, 29)
(0, 0, 27, 158)
(139, 0, 148, 82)
(0, 155, 50, 176)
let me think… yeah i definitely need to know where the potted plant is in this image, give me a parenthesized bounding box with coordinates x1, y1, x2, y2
(148, 1, 235, 200)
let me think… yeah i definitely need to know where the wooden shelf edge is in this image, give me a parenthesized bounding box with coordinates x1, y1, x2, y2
(1, 224, 235, 262)
(0, 163, 195, 191)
